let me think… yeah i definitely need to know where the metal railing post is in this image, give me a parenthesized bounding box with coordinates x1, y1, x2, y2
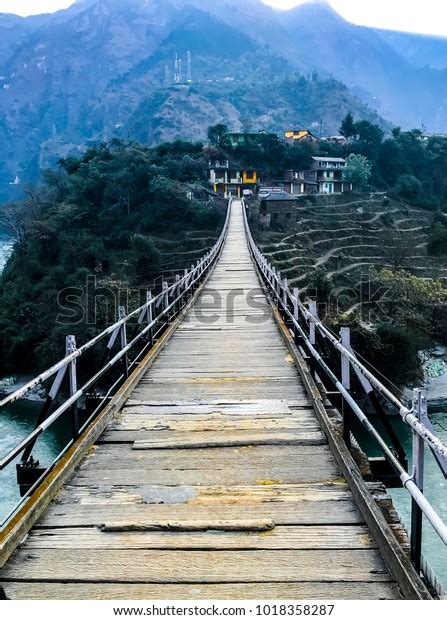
(66, 335, 79, 438)
(282, 276, 288, 310)
(174, 274, 181, 315)
(118, 306, 129, 379)
(162, 281, 169, 320)
(309, 300, 317, 345)
(147, 290, 154, 347)
(340, 327, 352, 448)
(411, 387, 426, 573)
(293, 287, 300, 343)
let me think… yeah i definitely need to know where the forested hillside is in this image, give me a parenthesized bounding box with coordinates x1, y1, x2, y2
(0, 140, 223, 374)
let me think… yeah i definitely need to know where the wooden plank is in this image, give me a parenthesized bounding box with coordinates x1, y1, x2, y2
(131, 430, 326, 449)
(52, 482, 356, 507)
(37, 500, 363, 527)
(80, 443, 336, 469)
(1, 549, 392, 583)
(0, 581, 402, 600)
(99, 519, 276, 532)
(72, 467, 339, 486)
(22, 525, 377, 550)
(101, 416, 321, 441)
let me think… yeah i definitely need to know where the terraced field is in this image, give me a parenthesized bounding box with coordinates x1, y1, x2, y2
(257, 196, 447, 302)
(156, 231, 219, 279)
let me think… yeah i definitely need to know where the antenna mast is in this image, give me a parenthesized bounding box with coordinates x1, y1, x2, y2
(186, 50, 192, 83)
(174, 54, 180, 84)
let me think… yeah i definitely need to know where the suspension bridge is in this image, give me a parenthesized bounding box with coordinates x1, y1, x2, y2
(0, 199, 446, 599)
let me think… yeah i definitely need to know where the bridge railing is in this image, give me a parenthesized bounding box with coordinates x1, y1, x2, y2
(242, 198, 447, 583)
(0, 198, 231, 528)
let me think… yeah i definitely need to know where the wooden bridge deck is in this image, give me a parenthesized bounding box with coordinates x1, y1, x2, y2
(1, 200, 401, 600)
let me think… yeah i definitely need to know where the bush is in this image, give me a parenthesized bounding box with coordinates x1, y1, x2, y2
(395, 174, 422, 202)
(131, 234, 162, 281)
(428, 229, 447, 256)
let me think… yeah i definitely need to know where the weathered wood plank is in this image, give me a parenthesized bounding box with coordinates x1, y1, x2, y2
(22, 525, 377, 550)
(53, 482, 355, 506)
(101, 416, 321, 441)
(1, 549, 392, 583)
(0, 581, 402, 600)
(37, 500, 363, 527)
(131, 430, 326, 449)
(99, 519, 276, 533)
(73, 467, 339, 486)
(80, 443, 337, 469)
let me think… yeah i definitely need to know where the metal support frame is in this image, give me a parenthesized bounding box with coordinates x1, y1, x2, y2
(66, 335, 79, 439)
(340, 327, 351, 448)
(411, 388, 426, 573)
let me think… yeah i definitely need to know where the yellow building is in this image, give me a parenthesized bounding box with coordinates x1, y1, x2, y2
(208, 161, 259, 198)
(284, 129, 319, 143)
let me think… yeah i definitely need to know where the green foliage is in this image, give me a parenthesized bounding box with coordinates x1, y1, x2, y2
(427, 215, 447, 256)
(343, 154, 372, 190)
(354, 120, 384, 150)
(395, 174, 423, 202)
(307, 267, 333, 303)
(207, 124, 230, 148)
(339, 112, 356, 138)
(354, 322, 428, 385)
(131, 234, 162, 281)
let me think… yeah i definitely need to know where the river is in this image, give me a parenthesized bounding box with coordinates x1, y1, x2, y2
(0, 229, 446, 589)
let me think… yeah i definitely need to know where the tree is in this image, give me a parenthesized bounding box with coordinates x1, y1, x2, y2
(382, 230, 413, 272)
(343, 154, 372, 190)
(395, 174, 422, 202)
(131, 234, 161, 281)
(207, 124, 229, 148)
(354, 120, 384, 157)
(339, 112, 356, 139)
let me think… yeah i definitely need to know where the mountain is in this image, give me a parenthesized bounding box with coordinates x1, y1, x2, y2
(276, 2, 447, 131)
(375, 29, 447, 71)
(0, 0, 446, 201)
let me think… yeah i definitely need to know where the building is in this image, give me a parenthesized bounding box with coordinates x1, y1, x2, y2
(283, 157, 352, 195)
(322, 135, 349, 146)
(258, 186, 284, 198)
(259, 191, 298, 228)
(208, 160, 259, 198)
(284, 129, 319, 144)
(310, 157, 352, 193)
(283, 171, 317, 195)
(185, 182, 224, 204)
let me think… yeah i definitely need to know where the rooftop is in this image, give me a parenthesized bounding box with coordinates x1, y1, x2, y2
(312, 156, 346, 163)
(260, 191, 298, 201)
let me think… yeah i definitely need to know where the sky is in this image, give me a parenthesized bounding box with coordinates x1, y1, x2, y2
(0, 0, 446, 37)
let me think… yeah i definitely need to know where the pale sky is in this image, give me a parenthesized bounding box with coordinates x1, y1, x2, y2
(0, 0, 446, 37)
